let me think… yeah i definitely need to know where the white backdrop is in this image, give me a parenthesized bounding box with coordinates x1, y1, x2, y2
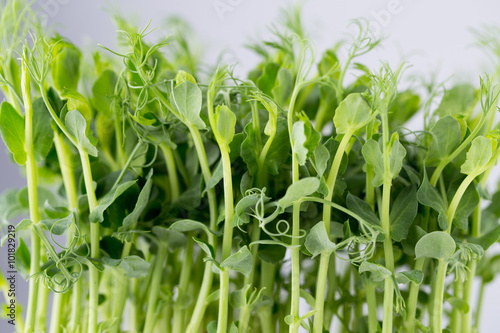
(2, 0, 500, 331)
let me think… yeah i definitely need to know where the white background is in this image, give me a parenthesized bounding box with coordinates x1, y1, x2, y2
(2, 0, 500, 331)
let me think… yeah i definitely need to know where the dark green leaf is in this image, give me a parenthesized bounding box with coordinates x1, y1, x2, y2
(89, 181, 136, 223)
(390, 186, 418, 241)
(0, 102, 26, 165)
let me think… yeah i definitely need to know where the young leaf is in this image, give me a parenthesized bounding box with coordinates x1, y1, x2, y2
(415, 231, 456, 261)
(346, 193, 380, 226)
(170, 220, 218, 237)
(425, 116, 462, 166)
(15, 219, 32, 233)
(193, 237, 216, 259)
(220, 246, 252, 277)
(170, 81, 205, 129)
(278, 177, 320, 208)
(32, 97, 54, 162)
(92, 69, 118, 118)
(119, 171, 154, 232)
(0, 101, 26, 165)
(103, 255, 150, 278)
(89, 180, 136, 223)
(333, 93, 372, 134)
(40, 212, 74, 236)
(313, 144, 330, 178)
(359, 261, 392, 282)
(215, 105, 236, 146)
(390, 186, 418, 241)
(65, 110, 98, 157)
(395, 270, 424, 285)
(361, 139, 384, 187)
(461, 136, 493, 175)
(292, 114, 320, 165)
(417, 174, 448, 231)
(305, 221, 335, 259)
(51, 38, 81, 92)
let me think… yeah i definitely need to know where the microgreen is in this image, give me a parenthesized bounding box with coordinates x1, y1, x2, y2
(1, 2, 500, 333)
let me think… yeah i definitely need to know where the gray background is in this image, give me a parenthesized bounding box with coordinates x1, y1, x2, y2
(2, 0, 500, 331)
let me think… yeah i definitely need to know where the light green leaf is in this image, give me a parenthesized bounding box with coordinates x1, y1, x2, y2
(395, 270, 424, 285)
(170, 81, 205, 129)
(51, 39, 81, 92)
(278, 177, 320, 208)
(362, 139, 384, 187)
(359, 261, 392, 282)
(461, 136, 493, 175)
(170, 220, 218, 237)
(313, 144, 330, 178)
(435, 84, 479, 118)
(193, 237, 216, 259)
(15, 219, 32, 233)
(215, 105, 236, 146)
(417, 173, 448, 231)
(65, 110, 98, 157)
(16, 238, 30, 279)
(452, 182, 479, 230)
(448, 297, 470, 313)
(175, 70, 197, 85)
(40, 212, 74, 236)
(390, 186, 418, 241)
(415, 231, 456, 261)
(221, 246, 252, 277)
(333, 93, 372, 134)
(292, 114, 320, 165)
(92, 69, 117, 118)
(32, 98, 54, 162)
(103, 255, 150, 278)
(346, 194, 380, 226)
(388, 134, 407, 181)
(0, 101, 26, 165)
(305, 221, 335, 259)
(89, 180, 136, 223)
(425, 116, 462, 166)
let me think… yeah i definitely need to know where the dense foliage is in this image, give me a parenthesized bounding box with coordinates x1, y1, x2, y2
(1, 1, 500, 333)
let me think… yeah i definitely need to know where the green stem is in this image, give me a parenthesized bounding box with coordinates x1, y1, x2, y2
(143, 244, 168, 333)
(313, 130, 354, 333)
(172, 238, 194, 333)
(109, 242, 133, 333)
(381, 178, 394, 333)
(185, 126, 218, 333)
(217, 149, 235, 333)
(260, 261, 276, 333)
(474, 279, 485, 332)
(366, 281, 378, 333)
(405, 258, 425, 333)
(79, 149, 99, 333)
(451, 276, 463, 332)
(430, 260, 448, 333)
(22, 54, 40, 333)
(160, 143, 181, 200)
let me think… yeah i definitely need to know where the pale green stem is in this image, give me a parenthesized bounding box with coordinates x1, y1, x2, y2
(217, 149, 235, 333)
(313, 130, 354, 333)
(143, 244, 168, 333)
(431, 260, 448, 333)
(366, 281, 378, 333)
(172, 238, 194, 333)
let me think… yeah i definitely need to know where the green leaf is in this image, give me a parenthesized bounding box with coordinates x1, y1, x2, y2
(175, 70, 197, 85)
(256, 62, 279, 96)
(346, 194, 380, 226)
(470, 225, 500, 250)
(32, 98, 54, 162)
(304, 221, 335, 259)
(292, 114, 320, 165)
(16, 238, 30, 279)
(265, 118, 290, 175)
(333, 93, 372, 134)
(221, 246, 252, 277)
(215, 105, 236, 146)
(395, 270, 424, 285)
(40, 212, 74, 236)
(89, 180, 136, 223)
(230, 284, 251, 309)
(435, 84, 479, 118)
(425, 116, 462, 166)
(60, 90, 93, 127)
(193, 237, 215, 259)
(103, 255, 150, 278)
(170, 220, 218, 237)
(461, 136, 493, 175)
(51, 39, 81, 92)
(15, 219, 32, 233)
(92, 69, 117, 118)
(272, 67, 293, 105)
(362, 139, 384, 187)
(203, 160, 223, 195)
(170, 81, 205, 129)
(119, 171, 153, 232)
(359, 261, 392, 282)
(451, 182, 479, 230)
(415, 231, 456, 261)
(278, 177, 320, 208)
(65, 110, 98, 157)
(417, 173, 448, 231)
(0, 101, 26, 165)
(232, 192, 269, 228)
(313, 144, 330, 178)
(390, 186, 418, 241)
(388, 90, 420, 128)
(153, 227, 187, 249)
